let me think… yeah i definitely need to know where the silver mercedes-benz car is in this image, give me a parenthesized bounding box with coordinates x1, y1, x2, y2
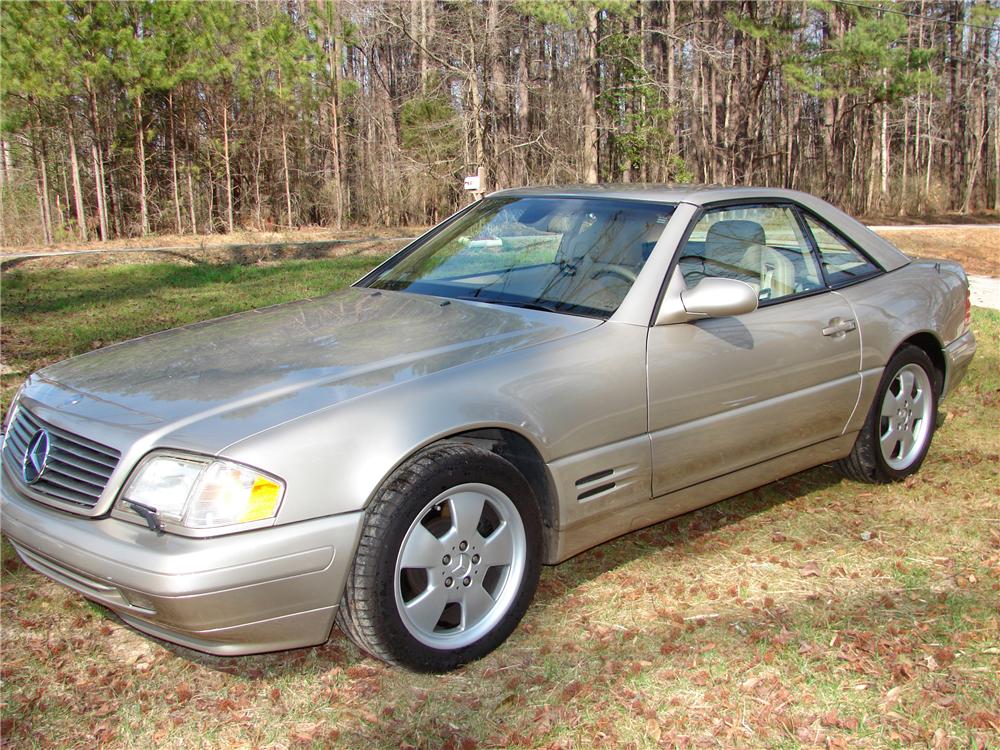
(1, 186, 976, 671)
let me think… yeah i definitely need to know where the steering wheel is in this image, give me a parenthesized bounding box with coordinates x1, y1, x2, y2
(677, 254, 707, 287)
(591, 263, 637, 284)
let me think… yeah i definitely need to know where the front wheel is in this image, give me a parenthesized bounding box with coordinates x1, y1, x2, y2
(336, 444, 542, 671)
(836, 345, 938, 483)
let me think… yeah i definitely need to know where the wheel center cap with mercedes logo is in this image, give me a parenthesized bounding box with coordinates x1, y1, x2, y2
(22, 430, 51, 484)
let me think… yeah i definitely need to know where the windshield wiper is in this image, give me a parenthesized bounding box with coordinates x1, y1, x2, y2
(457, 295, 564, 314)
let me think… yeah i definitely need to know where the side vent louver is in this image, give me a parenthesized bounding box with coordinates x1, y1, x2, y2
(575, 468, 616, 502)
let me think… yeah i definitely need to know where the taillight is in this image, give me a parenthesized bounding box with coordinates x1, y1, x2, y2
(964, 287, 971, 330)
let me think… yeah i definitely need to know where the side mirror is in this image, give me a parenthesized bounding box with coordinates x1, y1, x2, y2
(680, 278, 758, 319)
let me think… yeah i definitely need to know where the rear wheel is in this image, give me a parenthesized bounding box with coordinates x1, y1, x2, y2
(336, 444, 542, 671)
(836, 345, 938, 483)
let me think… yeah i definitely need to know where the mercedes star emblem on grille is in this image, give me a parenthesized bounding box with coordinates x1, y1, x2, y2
(22, 430, 51, 484)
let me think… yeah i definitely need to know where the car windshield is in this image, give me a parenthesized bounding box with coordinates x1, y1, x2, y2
(363, 196, 675, 318)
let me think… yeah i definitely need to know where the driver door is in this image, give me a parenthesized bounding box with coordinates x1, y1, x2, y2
(647, 203, 862, 497)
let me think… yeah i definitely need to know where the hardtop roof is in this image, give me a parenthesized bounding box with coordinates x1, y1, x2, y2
(486, 184, 911, 272)
(489, 184, 817, 206)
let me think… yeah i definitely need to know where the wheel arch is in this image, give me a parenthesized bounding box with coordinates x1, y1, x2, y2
(897, 331, 946, 395)
(406, 427, 561, 563)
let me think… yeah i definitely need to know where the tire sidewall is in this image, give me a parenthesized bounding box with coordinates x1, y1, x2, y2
(367, 447, 542, 671)
(869, 346, 938, 481)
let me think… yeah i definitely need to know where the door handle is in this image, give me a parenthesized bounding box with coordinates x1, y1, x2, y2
(822, 318, 857, 337)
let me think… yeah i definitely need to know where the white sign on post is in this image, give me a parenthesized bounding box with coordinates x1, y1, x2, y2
(463, 175, 481, 191)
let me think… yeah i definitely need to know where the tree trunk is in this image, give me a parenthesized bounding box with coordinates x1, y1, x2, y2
(466, 13, 488, 193)
(961, 84, 987, 214)
(59, 155, 70, 228)
(222, 102, 234, 232)
(418, 0, 428, 89)
(281, 119, 293, 228)
(0, 139, 10, 187)
(925, 99, 934, 198)
(900, 103, 909, 216)
(30, 132, 53, 245)
(183, 105, 197, 232)
(276, 57, 294, 228)
(31, 108, 53, 244)
(580, 7, 599, 184)
(86, 81, 112, 238)
(134, 94, 150, 235)
(65, 109, 88, 241)
(667, 0, 676, 112)
(487, 0, 509, 188)
(880, 98, 889, 208)
(327, 0, 343, 229)
(107, 155, 123, 237)
(31, 148, 52, 245)
(187, 166, 197, 234)
(91, 143, 107, 241)
(335, 20, 351, 221)
(168, 90, 182, 233)
(253, 140, 263, 228)
(206, 158, 216, 233)
(515, 29, 530, 185)
(994, 95, 999, 211)
(97, 150, 110, 239)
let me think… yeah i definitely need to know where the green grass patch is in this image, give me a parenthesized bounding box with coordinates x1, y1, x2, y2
(0, 255, 386, 415)
(1, 259, 997, 749)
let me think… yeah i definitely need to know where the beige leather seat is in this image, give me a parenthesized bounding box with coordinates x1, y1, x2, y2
(547, 214, 639, 311)
(742, 243, 795, 299)
(702, 220, 795, 299)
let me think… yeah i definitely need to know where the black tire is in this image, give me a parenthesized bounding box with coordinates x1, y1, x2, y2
(336, 444, 542, 672)
(835, 345, 939, 484)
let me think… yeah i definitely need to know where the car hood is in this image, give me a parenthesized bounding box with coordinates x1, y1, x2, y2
(24, 288, 599, 454)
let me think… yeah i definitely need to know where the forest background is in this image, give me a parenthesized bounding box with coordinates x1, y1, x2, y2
(1, 0, 998, 248)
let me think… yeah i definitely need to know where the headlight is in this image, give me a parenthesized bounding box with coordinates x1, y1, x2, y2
(117, 453, 284, 530)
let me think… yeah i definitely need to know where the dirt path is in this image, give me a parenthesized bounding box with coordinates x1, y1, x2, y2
(0, 235, 417, 263)
(969, 276, 1000, 309)
(2, 224, 996, 277)
(868, 224, 1000, 231)
(0, 235, 415, 271)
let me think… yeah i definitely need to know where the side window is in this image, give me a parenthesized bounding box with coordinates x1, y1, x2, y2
(679, 205, 824, 302)
(803, 215, 880, 286)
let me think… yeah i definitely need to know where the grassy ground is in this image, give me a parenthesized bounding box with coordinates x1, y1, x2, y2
(0, 257, 997, 749)
(0, 256, 386, 418)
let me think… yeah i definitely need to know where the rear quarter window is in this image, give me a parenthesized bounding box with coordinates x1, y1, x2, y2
(804, 215, 881, 286)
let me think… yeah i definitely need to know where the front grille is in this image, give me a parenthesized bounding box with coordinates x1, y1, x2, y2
(2, 406, 121, 510)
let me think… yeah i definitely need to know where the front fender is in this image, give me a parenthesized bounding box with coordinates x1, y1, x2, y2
(222, 322, 649, 525)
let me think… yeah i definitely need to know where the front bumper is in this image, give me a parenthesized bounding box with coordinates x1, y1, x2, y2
(1, 480, 364, 655)
(942, 328, 977, 400)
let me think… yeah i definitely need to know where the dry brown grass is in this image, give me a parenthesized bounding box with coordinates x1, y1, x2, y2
(873, 227, 999, 277)
(5, 223, 996, 278)
(1, 259, 998, 748)
(1, 230, 422, 273)
(0, 226, 427, 255)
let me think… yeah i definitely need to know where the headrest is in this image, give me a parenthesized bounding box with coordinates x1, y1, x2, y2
(705, 220, 765, 253)
(640, 222, 663, 242)
(547, 213, 575, 234)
